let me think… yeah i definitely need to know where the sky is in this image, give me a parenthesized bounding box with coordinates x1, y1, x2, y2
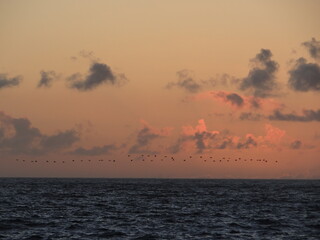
(0, 0, 319, 178)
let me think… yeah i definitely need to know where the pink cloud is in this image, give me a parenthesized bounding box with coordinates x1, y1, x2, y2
(171, 120, 289, 153)
(264, 124, 286, 143)
(181, 119, 219, 136)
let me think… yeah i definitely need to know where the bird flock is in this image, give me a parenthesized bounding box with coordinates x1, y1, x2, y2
(14, 154, 278, 164)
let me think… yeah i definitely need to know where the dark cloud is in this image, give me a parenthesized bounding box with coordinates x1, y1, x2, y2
(166, 70, 201, 93)
(290, 140, 302, 149)
(240, 109, 320, 122)
(226, 93, 244, 107)
(41, 130, 79, 150)
(128, 124, 168, 153)
(0, 74, 22, 89)
(0, 112, 79, 155)
(216, 138, 233, 149)
(302, 38, 320, 60)
(170, 129, 220, 154)
(239, 49, 279, 97)
(37, 71, 58, 88)
(68, 62, 127, 91)
(0, 113, 42, 154)
(194, 131, 218, 153)
(70, 144, 116, 156)
(169, 137, 185, 154)
(288, 58, 320, 92)
(269, 109, 320, 122)
(237, 136, 257, 149)
(239, 112, 264, 121)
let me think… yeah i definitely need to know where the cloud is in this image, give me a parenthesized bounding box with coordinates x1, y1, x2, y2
(209, 91, 245, 108)
(193, 90, 284, 112)
(302, 37, 320, 60)
(166, 70, 202, 93)
(166, 70, 238, 93)
(170, 119, 226, 153)
(290, 140, 302, 149)
(264, 123, 286, 144)
(226, 93, 244, 107)
(288, 58, 320, 92)
(128, 120, 172, 154)
(70, 50, 100, 62)
(0, 112, 79, 155)
(239, 49, 279, 97)
(70, 144, 116, 156)
(239, 112, 264, 121)
(170, 120, 288, 153)
(37, 71, 58, 88)
(269, 109, 320, 122)
(0, 74, 22, 89)
(68, 62, 127, 91)
(236, 134, 257, 149)
(240, 108, 320, 122)
(40, 130, 79, 150)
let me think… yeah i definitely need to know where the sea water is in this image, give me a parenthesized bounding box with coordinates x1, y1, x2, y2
(0, 178, 319, 239)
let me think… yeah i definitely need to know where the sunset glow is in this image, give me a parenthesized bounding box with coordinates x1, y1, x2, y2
(0, 0, 319, 178)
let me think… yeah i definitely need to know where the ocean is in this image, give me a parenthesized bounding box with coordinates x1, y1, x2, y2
(0, 178, 319, 239)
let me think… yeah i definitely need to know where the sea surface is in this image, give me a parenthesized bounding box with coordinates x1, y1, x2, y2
(0, 178, 319, 240)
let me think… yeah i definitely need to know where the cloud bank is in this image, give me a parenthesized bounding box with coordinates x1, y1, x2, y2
(170, 119, 287, 153)
(0, 112, 79, 155)
(269, 109, 320, 122)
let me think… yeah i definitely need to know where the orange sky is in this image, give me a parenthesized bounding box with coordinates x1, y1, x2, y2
(0, 0, 319, 178)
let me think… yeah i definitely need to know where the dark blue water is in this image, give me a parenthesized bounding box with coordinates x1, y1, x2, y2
(0, 178, 319, 240)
